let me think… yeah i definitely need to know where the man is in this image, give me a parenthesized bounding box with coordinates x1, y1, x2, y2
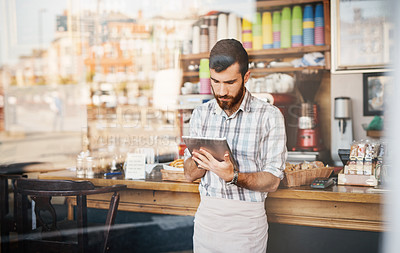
(183, 39, 287, 252)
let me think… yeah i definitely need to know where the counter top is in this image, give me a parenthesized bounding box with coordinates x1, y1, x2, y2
(38, 170, 385, 201)
(38, 170, 386, 231)
(38, 169, 200, 193)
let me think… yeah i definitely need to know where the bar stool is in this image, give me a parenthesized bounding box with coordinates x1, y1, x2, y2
(14, 178, 127, 253)
(0, 173, 27, 253)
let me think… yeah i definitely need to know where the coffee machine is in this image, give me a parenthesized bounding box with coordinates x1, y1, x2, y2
(331, 97, 353, 165)
(294, 102, 323, 151)
(292, 71, 324, 152)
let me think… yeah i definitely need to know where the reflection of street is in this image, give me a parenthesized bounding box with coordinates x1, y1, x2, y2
(4, 84, 88, 132)
(0, 132, 81, 168)
(1, 85, 87, 167)
(1, 85, 181, 169)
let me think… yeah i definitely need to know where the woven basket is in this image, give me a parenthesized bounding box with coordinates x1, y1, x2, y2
(161, 169, 200, 183)
(282, 167, 333, 187)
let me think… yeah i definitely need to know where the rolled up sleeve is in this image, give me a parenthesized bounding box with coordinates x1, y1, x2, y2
(260, 107, 287, 180)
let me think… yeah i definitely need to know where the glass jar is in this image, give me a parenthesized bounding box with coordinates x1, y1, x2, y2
(86, 156, 94, 178)
(76, 157, 84, 178)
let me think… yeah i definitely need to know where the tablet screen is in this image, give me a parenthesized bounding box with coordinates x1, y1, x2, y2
(182, 136, 238, 169)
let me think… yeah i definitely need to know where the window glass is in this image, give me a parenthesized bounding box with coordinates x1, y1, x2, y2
(0, 0, 255, 133)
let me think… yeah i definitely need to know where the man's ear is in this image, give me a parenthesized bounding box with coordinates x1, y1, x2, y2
(244, 70, 251, 84)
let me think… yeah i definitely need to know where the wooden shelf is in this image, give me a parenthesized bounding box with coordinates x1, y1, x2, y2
(251, 65, 327, 73)
(180, 45, 330, 61)
(180, 52, 209, 60)
(256, 0, 325, 9)
(182, 72, 200, 78)
(249, 45, 330, 57)
(183, 66, 327, 77)
(366, 130, 383, 138)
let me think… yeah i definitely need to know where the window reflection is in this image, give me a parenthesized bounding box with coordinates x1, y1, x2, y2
(0, 0, 254, 133)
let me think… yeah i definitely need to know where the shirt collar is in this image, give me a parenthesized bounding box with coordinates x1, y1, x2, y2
(214, 89, 251, 117)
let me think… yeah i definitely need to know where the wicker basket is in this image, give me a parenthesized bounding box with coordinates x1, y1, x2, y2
(282, 167, 333, 187)
(161, 169, 200, 183)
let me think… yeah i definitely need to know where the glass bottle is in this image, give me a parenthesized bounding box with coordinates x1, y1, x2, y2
(86, 156, 94, 178)
(76, 156, 84, 178)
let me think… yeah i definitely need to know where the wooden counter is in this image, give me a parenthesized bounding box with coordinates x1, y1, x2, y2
(38, 170, 385, 232)
(265, 185, 384, 232)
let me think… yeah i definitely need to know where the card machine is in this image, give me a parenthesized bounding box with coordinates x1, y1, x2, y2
(311, 177, 335, 189)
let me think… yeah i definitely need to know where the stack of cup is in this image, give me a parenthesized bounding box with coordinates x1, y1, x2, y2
(291, 5, 303, 47)
(199, 59, 211, 94)
(199, 25, 209, 53)
(192, 25, 200, 54)
(228, 13, 239, 40)
(242, 18, 253, 49)
(314, 4, 324, 45)
(303, 5, 314, 46)
(208, 16, 218, 49)
(272, 11, 281, 48)
(262, 12, 273, 49)
(280, 7, 291, 48)
(252, 12, 263, 50)
(217, 13, 228, 41)
(237, 17, 242, 41)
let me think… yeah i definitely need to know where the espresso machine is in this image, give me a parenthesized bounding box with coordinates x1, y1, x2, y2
(331, 97, 353, 165)
(286, 71, 331, 164)
(292, 71, 324, 152)
(294, 102, 323, 151)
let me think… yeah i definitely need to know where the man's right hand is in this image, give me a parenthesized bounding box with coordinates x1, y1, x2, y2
(184, 157, 206, 182)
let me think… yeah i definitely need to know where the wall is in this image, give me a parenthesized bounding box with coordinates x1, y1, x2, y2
(330, 73, 376, 142)
(315, 72, 331, 151)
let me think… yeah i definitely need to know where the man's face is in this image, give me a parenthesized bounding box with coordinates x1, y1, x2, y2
(210, 62, 250, 111)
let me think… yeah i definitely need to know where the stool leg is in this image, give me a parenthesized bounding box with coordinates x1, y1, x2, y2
(1, 177, 10, 253)
(76, 195, 88, 253)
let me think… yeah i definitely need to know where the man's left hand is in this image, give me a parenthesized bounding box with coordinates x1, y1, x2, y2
(192, 148, 234, 182)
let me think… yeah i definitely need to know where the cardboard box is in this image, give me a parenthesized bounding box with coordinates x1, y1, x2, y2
(338, 173, 378, 187)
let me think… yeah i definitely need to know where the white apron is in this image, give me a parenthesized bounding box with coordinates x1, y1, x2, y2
(193, 196, 268, 253)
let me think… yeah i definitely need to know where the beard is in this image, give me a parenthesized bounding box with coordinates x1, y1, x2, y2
(212, 82, 245, 111)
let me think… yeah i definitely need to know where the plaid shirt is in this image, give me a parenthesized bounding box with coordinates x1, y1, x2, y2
(184, 89, 287, 202)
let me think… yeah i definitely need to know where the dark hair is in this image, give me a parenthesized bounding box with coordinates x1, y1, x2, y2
(209, 39, 248, 78)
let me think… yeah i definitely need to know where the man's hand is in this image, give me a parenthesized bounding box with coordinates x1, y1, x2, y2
(192, 149, 234, 182)
(184, 157, 206, 182)
(192, 148, 281, 192)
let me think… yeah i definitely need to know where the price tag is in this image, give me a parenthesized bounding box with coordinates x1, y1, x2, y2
(124, 153, 146, 179)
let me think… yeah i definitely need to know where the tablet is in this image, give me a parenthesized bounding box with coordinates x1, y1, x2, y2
(182, 136, 238, 169)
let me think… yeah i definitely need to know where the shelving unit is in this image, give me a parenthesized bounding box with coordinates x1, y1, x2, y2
(181, 45, 331, 77)
(180, 45, 329, 61)
(178, 0, 332, 147)
(256, 0, 326, 9)
(180, 0, 331, 78)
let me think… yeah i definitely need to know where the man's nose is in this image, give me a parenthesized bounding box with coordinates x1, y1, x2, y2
(219, 84, 228, 96)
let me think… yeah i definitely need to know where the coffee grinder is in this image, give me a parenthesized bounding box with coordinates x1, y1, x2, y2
(331, 97, 353, 165)
(293, 71, 324, 151)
